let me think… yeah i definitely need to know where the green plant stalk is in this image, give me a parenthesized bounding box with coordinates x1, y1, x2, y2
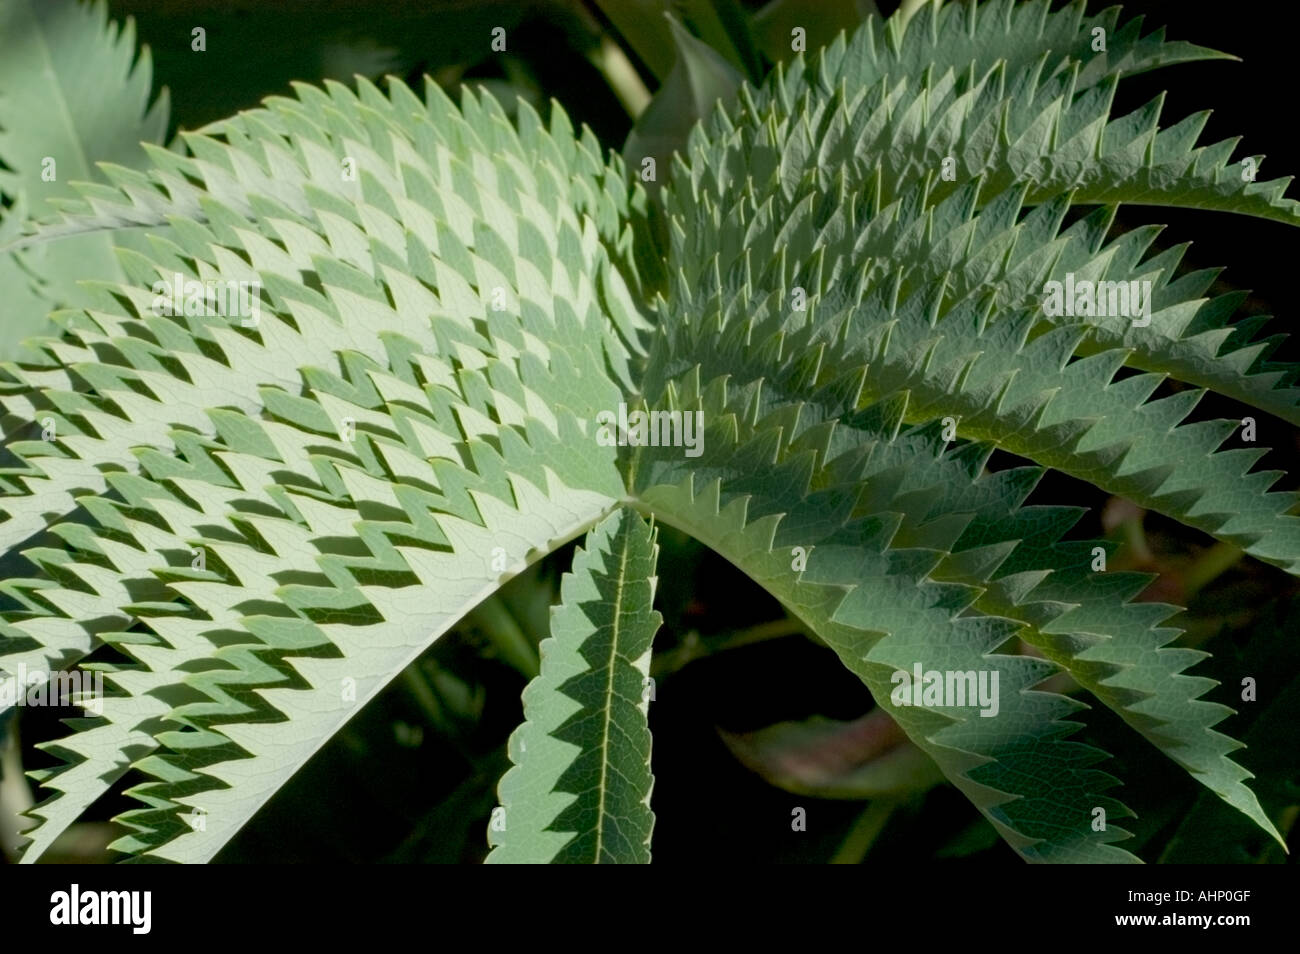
(589, 34, 652, 117)
(650, 616, 809, 675)
(1183, 541, 1246, 599)
(469, 594, 541, 680)
(399, 665, 482, 767)
(401, 666, 449, 732)
(0, 726, 34, 861)
(1119, 513, 1154, 565)
(830, 799, 896, 864)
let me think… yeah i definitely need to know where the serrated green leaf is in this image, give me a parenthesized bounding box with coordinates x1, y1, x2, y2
(488, 506, 660, 863)
(0, 0, 168, 356)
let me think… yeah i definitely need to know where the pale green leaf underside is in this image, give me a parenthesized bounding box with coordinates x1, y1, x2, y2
(2, 72, 640, 861)
(0, 0, 169, 356)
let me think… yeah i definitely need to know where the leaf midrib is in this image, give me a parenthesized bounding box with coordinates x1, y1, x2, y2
(592, 512, 634, 863)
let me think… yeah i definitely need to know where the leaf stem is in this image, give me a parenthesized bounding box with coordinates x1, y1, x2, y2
(1183, 541, 1245, 599)
(469, 594, 541, 680)
(0, 723, 35, 861)
(651, 616, 809, 675)
(830, 799, 896, 864)
(588, 35, 652, 118)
